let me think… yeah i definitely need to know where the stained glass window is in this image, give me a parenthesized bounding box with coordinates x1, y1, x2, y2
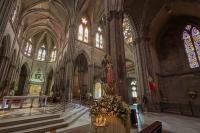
(78, 24, 83, 40)
(78, 17, 89, 43)
(84, 27, 88, 43)
(192, 27, 200, 60)
(183, 25, 200, 68)
(37, 45, 46, 61)
(123, 15, 134, 45)
(37, 49, 42, 60)
(51, 50, 57, 62)
(24, 38, 32, 56)
(96, 27, 103, 49)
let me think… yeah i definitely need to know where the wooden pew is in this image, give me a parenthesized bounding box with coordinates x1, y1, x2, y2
(139, 121, 162, 133)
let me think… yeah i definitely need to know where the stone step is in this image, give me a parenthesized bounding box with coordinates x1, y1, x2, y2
(0, 117, 64, 133)
(16, 108, 89, 133)
(56, 111, 90, 133)
(0, 113, 61, 127)
(0, 104, 87, 133)
(56, 124, 90, 133)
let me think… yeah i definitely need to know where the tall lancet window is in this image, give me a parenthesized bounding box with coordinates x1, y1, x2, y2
(123, 15, 134, 45)
(37, 45, 46, 61)
(78, 17, 89, 43)
(24, 38, 32, 56)
(51, 47, 57, 62)
(96, 27, 103, 49)
(12, 6, 18, 23)
(183, 25, 200, 68)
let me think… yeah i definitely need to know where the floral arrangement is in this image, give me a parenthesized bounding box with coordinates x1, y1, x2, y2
(91, 95, 130, 125)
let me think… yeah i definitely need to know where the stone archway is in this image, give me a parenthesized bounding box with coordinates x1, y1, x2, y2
(16, 64, 29, 96)
(73, 53, 89, 100)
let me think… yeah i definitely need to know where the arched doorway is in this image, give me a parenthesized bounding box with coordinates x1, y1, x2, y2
(73, 53, 88, 100)
(16, 64, 29, 96)
(45, 70, 53, 96)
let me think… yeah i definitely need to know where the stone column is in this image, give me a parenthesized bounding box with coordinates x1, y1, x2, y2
(105, 0, 131, 103)
(66, 20, 76, 102)
(0, 56, 10, 81)
(135, 37, 150, 98)
(89, 25, 96, 97)
(0, 0, 14, 43)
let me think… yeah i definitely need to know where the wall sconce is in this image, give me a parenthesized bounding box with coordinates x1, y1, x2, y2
(188, 90, 198, 100)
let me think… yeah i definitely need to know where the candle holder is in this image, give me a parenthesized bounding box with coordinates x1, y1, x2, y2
(188, 90, 198, 100)
(94, 115, 107, 127)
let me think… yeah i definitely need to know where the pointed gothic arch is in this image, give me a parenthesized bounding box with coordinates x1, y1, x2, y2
(16, 63, 30, 96)
(73, 53, 89, 100)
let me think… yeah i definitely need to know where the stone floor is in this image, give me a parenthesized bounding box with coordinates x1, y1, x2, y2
(65, 110, 200, 133)
(135, 112, 200, 133)
(1, 103, 200, 133)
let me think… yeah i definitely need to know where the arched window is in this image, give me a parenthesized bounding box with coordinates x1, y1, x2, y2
(78, 24, 84, 40)
(12, 7, 18, 23)
(24, 38, 32, 56)
(123, 15, 134, 45)
(131, 80, 137, 98)
(183, 25, 200, 68)
(37, 45, 46, 61)
(51, 49, 57, 62)
(96, 27, 103, 49)
(78, 17, 89, 43)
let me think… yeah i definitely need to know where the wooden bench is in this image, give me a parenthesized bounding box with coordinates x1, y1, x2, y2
(139, 121, 162, 133)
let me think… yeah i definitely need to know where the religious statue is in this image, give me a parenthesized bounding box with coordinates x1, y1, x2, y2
(102, 54, 115, 95)
(102, 54, 113, 85)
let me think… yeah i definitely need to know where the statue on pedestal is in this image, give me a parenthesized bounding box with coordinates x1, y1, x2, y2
(102, 54, 115, 95)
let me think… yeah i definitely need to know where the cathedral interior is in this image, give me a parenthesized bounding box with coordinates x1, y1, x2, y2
(0, 0, 200, 133)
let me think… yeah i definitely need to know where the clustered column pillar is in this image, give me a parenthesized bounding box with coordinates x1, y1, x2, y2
(0, 0, 14, 43)
(105, 0, 131, 103)
(66, 21, 76, 102)
(135, 37, 150, 98)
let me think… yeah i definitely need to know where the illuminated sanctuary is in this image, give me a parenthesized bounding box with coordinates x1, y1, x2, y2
(0, 0, 200, 133)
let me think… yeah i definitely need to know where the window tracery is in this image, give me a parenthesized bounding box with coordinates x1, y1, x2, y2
(78, 17, 89, 43)
(37, 45, 46, 61)
(96, 27, 103, 49)
(24, 38, 32, 56)
(51, 47, 57, 62)
(183, 25, 200, 68)
(123, 16, 134, 45)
